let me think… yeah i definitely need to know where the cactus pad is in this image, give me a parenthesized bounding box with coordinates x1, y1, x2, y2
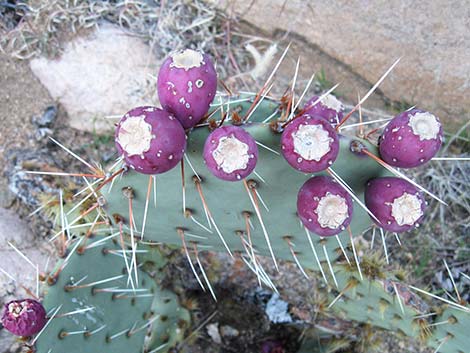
(104, 95, 388, 271)
(35, 240, 189, 353)
(331, 267, 425, 337)
(427, 305, 470, 353)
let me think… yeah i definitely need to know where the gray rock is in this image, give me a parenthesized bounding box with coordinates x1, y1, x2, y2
(32, 106, 57, 128)
(6, 149, 59, 208)
(33, 127, 53, 141)
(265, 293, 292, 324)
(206, 323, 222, 344)
(220, 325, 239, 338)
(32, 106, 57, 141)
(30, 23, 160, 134)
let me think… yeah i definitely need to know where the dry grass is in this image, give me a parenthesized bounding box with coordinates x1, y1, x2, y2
(1, 1, 264, 80)
(413, 125, 470, 296)
(2, 0, 223, 58)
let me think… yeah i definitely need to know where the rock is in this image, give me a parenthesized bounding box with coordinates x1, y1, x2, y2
(220, 325, 239, 338)
(32, 105, 57, 141)
(265, 293, 292, 324)
(6, 148, 59, 208)
(30, 23, 160, 134)
(0, 208, 53, 307)
(33, 127, 53, 142)
(206, 322, 222, 344)
(215, 0, 470, 128)
(32, 106, 57, 128)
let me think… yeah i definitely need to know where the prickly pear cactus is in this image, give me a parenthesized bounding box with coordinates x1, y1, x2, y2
(105, 94, 388, 271)
(33, 241, 189, 353)
(4, 48, 469, 353)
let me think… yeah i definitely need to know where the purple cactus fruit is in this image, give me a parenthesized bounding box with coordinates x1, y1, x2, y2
(297, 175, 353, 236)
(157, 48, 218, 129)
(261, 340, 285, 353)
(203, 125, 258, 181)
(281, 114, 339, 173)
(303, 93, 344, 127)
(1, 299, 47, 337)
(365, 177, 426, 233)
(379, 109, 443, 168)
(115, 106, 186, 174)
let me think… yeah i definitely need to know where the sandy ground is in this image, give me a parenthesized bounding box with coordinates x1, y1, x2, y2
(0, 56, 52, 166)
(0, 56, 53, 210)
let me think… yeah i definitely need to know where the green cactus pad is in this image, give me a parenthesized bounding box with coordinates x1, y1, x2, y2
(139, 244, 191, 352)
(35, 240, 189, 353)
(298, 338, 350, 353)
(427, 305, 470, 353)
(103, 95, 388, 272)
(330, 267, 424, 337)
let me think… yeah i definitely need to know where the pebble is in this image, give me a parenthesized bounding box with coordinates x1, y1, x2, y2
(265, 293, 292, 324)
(220, 325, 239, 338)
(206, 322, 222, 344)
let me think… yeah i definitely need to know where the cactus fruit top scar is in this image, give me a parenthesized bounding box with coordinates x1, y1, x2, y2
(293, 124, 333, 161)
(212, 135, 250, 174)
(408, 112, 441, 140)
(203, 125, 258, 181)
(316, 193, 350, 229)
(390, 193, 424, 227)
(281, 115, 339, 173)
(116, 115, 153, 156)
(170, 49, 204, 70)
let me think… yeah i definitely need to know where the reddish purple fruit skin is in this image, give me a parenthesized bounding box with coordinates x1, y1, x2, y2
(1, 299, 47, 337)
(281, 114, 339, 173)
(379, 109, 443, 168)
(297, 175, 353, 237)
(115, 106, 186, 175)
(365, 177, 426, 233)
(261, 340, 285, 353)
(203, 125, 258, 181)
(304, 95, 344, 127)
(157, 50, 217, 129)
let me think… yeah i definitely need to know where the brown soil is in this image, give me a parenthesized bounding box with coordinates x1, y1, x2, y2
(0, 56, 52, 168)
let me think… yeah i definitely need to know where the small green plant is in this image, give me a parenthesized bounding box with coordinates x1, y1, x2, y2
(316, 68, 333, 92)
